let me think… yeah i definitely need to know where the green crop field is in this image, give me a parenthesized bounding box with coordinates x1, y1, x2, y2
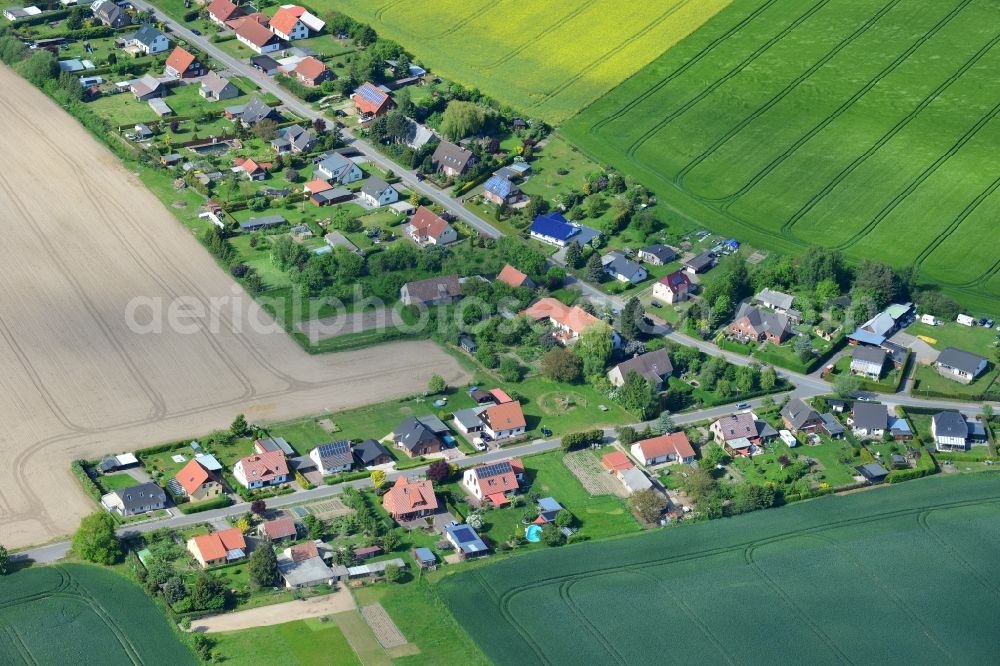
(564, 0, 1000, 312)
(440, 474, 1000, 665)
(318, 0, 732, 122)
(0, 564, 195, 664)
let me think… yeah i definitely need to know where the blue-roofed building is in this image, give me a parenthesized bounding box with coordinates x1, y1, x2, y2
(444, 523, 489, 558)
(412, 547, 437, 570)
(483, 174, 520, 205)
(529, 213, 580, 247)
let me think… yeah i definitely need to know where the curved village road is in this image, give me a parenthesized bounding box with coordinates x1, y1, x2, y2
(0, 65, 468, 550)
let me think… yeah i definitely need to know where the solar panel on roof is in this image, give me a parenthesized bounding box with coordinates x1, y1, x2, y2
(319, 440, 350, 456)
(453, 526, 476, 543)
(475, 462, 512, 479)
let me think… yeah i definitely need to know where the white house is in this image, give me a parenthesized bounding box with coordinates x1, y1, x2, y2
(359, 177, 398, 208)
(462, 458, 523, 505)
(601, 252, 647, 284)
(935, 347, 988, 384)
(480, 401, 526, 440)
(931, 411, 969, 451)
(233, 450, 289, 489)
(269, 5, 310, 41)
(309, 440, 354, 475)
(314, 152, 363, 184)
(630, 433, 695, 466)
(125, 24, 169, 55)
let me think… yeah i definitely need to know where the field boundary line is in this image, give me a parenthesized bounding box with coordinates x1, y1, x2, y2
(679, 0, 971, 200)
(623, 0, 835, 159)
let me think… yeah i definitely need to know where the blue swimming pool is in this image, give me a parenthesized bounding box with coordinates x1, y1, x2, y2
(525, 524, 542, 542)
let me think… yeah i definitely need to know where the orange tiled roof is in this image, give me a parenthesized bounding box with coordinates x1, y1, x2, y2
(483, 400, 525, 431)
(175, 458, 210, 496)
(496, 264, 529, 288)
(269, 6, 301, 35)
(382, 476, 439, 517)
(165, 46, 196, 74)
(601, 451, 634, 472)
(522, 297, 600, 335)
(635, 432, 695, 461)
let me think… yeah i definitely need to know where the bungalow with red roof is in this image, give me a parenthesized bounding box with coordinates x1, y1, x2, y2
(480, 401, 526, 440)
(232, 157, 269, 180)
(462, 458, 524, 506)
(233, 450, 288, 489)
(259, 517, 297, 541)
(496, 264, 534, 289)
(173, 458, 223, 502)
(234, 17, 282, 54)
(187, 528, 246, 568)
(208, 0, 243, 25)
(522, 297, 619, 347)
(406, 206, 457, 246)
(630, 433, 695, 466)
(382, 476, 439, 521)
(352, 81, 394, 120)
(652, 271, 692, 304)
(292, 56, 332, 87)
(164, 46, 204, 79)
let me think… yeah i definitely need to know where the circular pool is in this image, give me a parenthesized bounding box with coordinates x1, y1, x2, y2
(525, 524, 542, 542)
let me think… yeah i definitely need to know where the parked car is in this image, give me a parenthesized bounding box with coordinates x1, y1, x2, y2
(541, 427, 552, 437)
(191, 28, 201, 35)
(736, 403, 751, 410)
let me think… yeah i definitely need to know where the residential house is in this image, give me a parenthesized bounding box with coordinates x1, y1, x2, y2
(729, 303, 792, 344)
(260, 517, 297, 541)
(480, 401, 526, 440)
(279, 3, 324, 31)
(637, 244, 676, 265)
(601, 251, 647, 284)
(847, 303, 912, 347)
(931, 411, 970, 451)
(431, 140, 475, 178)
(200, 71, 239, 100)
(314, 152, 363, 184)
(393, 416, 445, 457)
(607, 349, 672, 390)
(126, 24, 169, 55)
(208, 0, 243, 25)
(462, 458, 524, 506)
(444, 522, 488, 558)
(710, 412, 778, 456)
(856, 463, 889, 484)
(682, 252, 716, 274)
(232, 157, 268, 180)
(400, 274, 461, 306)
(100, 482, 166, 517)
(382, 476, 439, 521)
(353, 81, 394, 119)
(92, 0, 130, 28)
(404, 118, 435, 150)
(601, 450, 634, 473)
(630, 432, 695, 466)
(254, 436, 295, 456)
(130, 74, 163, 101)
(522, 297, 611, 346)
(529, 212, 579, 247)
(754, 288, 795, 314)
(309, 440, 354, 475)
(851, 346, 886, 380)
(407, 206, 457, 246)
(269, 4, 309, 40)
(780, 399, 825, 434)
(483, 174, 519, 205)
(271, 124, 315, 153)
(173, 458, 222, 502)
(233, 450, 289, 489)
(277, 542, 337, 587)
(231, 96, 278, 127)
(187, 528, 246, 568)
(234, 18, 282, 54)
(239, 214, 286, 232)
(496, 264, 534, 289)
(292, 56, 332, 87)
(851, 402, 888, 439)
(359, 177, 398, 207)
(652, 271, 692, 304)
(935, 347, 988, 384)
(353, 439, 393, 467)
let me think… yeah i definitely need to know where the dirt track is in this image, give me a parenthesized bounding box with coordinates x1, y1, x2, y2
(0, 66, 467, 548)
(189, 588, 357, 632)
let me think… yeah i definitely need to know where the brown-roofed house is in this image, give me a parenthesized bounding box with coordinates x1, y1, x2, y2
(496, 264, 535, 289)
(481, 401, 526, 440)
(187, 528, 246, 567)
(293, 56, 333, 87)
(208, 0, 243, 25)
(729, 302, 792, 344)
(234, 17, 282, 54)
(630, 433, 695, 466)
(260, 517, 298, 541)
(174, 458, 222, 502)
(431, 141, 475, 178)
(607, 348, 673, 390)
(400, 274, 461, 306)
(406, 206, 457, 246)
(382, 476, 439, 521)
(164, 46, 204, 78)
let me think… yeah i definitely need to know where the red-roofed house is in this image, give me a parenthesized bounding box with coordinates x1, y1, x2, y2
(288, 540, 319, 562)
(292, 56, 332, 87)
(382, 476, 439, 521)
(406, 206, 457, 246)
(269, 5, 309, 40)
(233, 450, 288, 489)
(353, 81, 394, 119)
(259, 517, 297, 541)
(233, 157, 269, 180)
(173, 458, 222, 502)
(164, 46, 204, 79)
(522, 297, 619, 346)
(630, 433, 695, 466)
(462, 458, 524, 506)
(481, 401, 526, 440)
(187, 528, 246, 567)
(304, 179, 333, 195)
(652, 271, 692, 304)
(496, 264, 535, 289)
(234, 17, 282, 54)
(208, 0, 243, 25)
(601, 450, 634, 473)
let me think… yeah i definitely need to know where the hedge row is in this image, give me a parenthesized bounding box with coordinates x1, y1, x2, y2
(176, 495, 232, 514)
(561, 429, 604, 452)
(323, 470, 370, 485)
(71, 460, 103, 503)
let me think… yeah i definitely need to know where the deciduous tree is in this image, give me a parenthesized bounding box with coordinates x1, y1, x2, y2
(249, 536, 279, 588)
(540, 347, 583, 383)
(72, 512, 121, 564)
(427, 373, 446, 394)
(628, 489, 667, 523)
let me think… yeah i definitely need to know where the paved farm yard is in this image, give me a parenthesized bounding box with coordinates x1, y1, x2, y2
(564, 0, 1000, 311)
(0, 65, 468, 549)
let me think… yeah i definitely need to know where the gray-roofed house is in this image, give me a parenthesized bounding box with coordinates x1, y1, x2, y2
(92, 0, 131, 28)
(314, 152, 363, 184)
(359, 177, 399, 207)
(451, 406, 489, 434)
(234, 96, 278, 127)
(637, 244, 676, 265)
(277, 543, 337, 588)
(780, 399, 824, 434)
(200, 71, 240, 101)
(851, 402, 888, 439)
(405, 118, 435, 149)
(607, 349, 672, 390)
(100, 482, 167, 516)
(683, 251, 716, 274)
(601, 251, 648, 284)
(820, 413, 845, 439)
(130, 74, 164, 101)
(353, 439, 393, 467)
(730, 302, 792, 343)
(754, 288, 795, 314)
(271, 124, 315, 154)
(931, 411, 970, 451)
(400, 274, 461, 306)
(309, 440, 354, 475)
(125, 24, 169, 55)
(851, 346, 886, 380)
(393, 417, 444, 457)
(935, 347, 988, 384)
(431, 141, 475, 178)
(856, 463, 889, 484)
(239, 214, 286, 232)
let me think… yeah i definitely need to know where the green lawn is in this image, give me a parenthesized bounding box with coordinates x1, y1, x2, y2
(99, 472, 142, 491)
(912, 363, 1000, 399)
(212, 617, 360, 666)
(830, 354, 904, 393)
(563, 0, 1000, 314)
(906, 321, 998, 352)
(730, 435, 859, 489)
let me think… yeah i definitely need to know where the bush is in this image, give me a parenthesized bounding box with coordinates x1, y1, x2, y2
(176, 495, 232, 514)
(71, 460, 103, 503)
(561, 429, 604, 452)
(886, 467, 935, 484)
